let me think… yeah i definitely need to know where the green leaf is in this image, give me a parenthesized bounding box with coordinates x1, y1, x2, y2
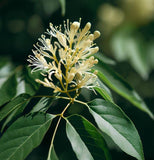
(66, 115, 111, 160)
(0, 57, 9, 69)
(94, 79, 113, 102)
(111, 25, 149, 79)
(50, 146, 59, 160)
(88, 98, 144, 160)
(0, 94, 30, 123)
(94, 53, 116, 65)
(16, 67, 40, 96)
(94, 60, 154, 119)
(30, 97, 56, 113)
(0, 58, 15, 89)
(0, 60, 14, 79)
(1, 94, 30, 132)
(0, 113, 55, 160)
(0, 73, 17, 106)
(1, 108, 20, 132)
(59, 0, 66, 16)
(147, 42, 154, 70)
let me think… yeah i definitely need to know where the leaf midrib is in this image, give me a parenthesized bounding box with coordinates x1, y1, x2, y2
(6, 117, 52, 160)
(91, 110, 141, 160)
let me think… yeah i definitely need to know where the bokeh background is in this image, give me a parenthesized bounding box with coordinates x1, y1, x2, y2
(0, 0, 154, 159)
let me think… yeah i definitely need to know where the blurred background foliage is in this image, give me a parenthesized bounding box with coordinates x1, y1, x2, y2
(0, 0, 154, 159)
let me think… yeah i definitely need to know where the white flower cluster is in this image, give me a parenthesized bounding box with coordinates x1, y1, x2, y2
(27, 19, 100, 96)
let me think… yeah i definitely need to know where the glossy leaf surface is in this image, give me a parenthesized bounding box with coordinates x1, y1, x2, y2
(94, 60, 154, 119)
(88, 99, 144, 160)
(0, 113, 55, 160)
(94, 79, 113, 102)
(30, 96, 56, 113)
(66, 115, 111, 160)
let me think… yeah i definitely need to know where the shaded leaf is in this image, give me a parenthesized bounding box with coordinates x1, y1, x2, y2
(41, 0, 60, 15)
(59, 0, 66, 16)
(66, 115, 111, 160)
(111, 25, 149, 79)
(93, 61, 154, 119)
(1, 95, 30, 132)
(0, 113, 55, 160)
(30, 96, 56, 113)
(0, 73, 17, 106)
(0, 94, 30, 123)
(88, 98, 144, 160)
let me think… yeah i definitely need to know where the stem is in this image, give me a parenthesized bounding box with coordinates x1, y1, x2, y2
(47, 116, 62, 160)
(61, 101, 72, 115)
(32, 95, 71, 101)
(31, 95, 88, 109)
(47, 101, 72, 160)
(74, 99, 89, 107)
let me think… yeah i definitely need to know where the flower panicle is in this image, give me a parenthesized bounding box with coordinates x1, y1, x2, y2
(27, 19, 100, 97)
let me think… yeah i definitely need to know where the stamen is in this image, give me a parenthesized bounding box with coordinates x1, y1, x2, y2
(27, 19, 100, 94)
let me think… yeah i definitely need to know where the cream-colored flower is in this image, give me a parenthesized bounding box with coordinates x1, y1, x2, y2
(28, 19, 100, 97)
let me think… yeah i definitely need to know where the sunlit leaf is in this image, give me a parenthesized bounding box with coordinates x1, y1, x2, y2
(94, 60, 154, 119)
(0, 58, 15, 88)
(0, 113, 55, 160)
(66, 115, 111, 160)
(94, 79, 113, 102)
(16, 67, 40, 96)
(88, 98, 144, 160)
(0, 59, 14, 76)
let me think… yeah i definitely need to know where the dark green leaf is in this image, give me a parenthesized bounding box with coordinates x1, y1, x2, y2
(94, 61, 154, 119)
(1, 108, 20, 132)
(0, 113, 55, 160)
(0, 94, 30, 123)
(66, 115, 111, 160)
(1, 95, 30, 132)
(30, 96, 56, 113)
(0, 73, 17, 106)
(0, 57, 9, 69)
(88, 99, 144, 160)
